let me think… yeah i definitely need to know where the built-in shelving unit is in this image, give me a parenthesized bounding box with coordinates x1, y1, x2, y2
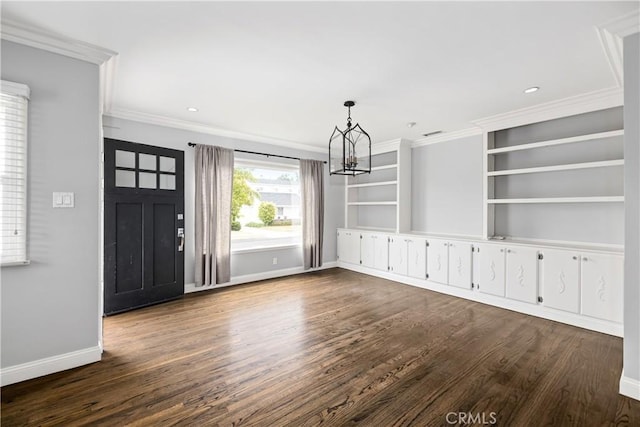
(344, 139, 411, 233)
(483, 107, 625, 244)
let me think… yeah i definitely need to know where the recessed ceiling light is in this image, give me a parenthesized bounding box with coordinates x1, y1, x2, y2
(523, 86, 539, 94)
(407, 122, 417, 128)
(186, 107, 199, 112)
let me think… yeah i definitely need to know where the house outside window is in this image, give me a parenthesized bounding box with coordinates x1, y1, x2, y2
(231, 159, 301, 251)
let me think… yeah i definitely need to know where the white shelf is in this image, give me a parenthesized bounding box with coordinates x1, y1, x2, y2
(487, 129, 623, 155)
(371, 164, 397, 171)
(347, 201, 397, 206)
(347, 180, 397, 188)
(488, 159, 624, 176)
(488, 196, 624, 204)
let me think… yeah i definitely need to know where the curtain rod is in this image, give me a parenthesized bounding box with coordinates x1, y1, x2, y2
(187, 142, 327, 164)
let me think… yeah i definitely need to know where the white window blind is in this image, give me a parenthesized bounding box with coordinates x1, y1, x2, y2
(1, 81, 30, 265)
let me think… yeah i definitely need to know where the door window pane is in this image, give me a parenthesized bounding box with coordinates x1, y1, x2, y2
(115, 150, 135, 168)
(115, 170, 136, 188)
(159, 174, 176, 190)
(159, 156, 176, 173)
(138, 172, 157, 189)
(139, 153, 156, 171)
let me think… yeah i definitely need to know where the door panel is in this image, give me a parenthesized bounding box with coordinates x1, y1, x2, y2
(153, 203, 177, 286)
(114, 202, 143, 294)
(541, 249, 580, 313)
(448, 241, 472, 289)
(476, 244, 506, 297)
(360, 233, 375, 268)
(505, 246, 538, 304)
(337, 230, 360, 265)
(407, 238, 427, 279)
(581, 253, 623, 323)
(104, 138, 185, 315)
(427, 238, 448, 284)
(373, 234, 389, 271)
(388, 236, 407, 274)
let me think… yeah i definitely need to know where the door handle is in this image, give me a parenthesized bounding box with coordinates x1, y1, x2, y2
(177, 228, 185, 252)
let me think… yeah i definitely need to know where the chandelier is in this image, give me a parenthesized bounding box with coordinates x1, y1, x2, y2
(329, 101, 371, 176)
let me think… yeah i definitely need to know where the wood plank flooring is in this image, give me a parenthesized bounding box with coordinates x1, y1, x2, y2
(2, 268, 639, 426)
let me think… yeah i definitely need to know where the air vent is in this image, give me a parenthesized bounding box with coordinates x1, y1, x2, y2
(422, 130, 443, 137)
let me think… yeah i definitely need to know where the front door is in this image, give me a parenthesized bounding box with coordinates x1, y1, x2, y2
(104, 138, 185, 315)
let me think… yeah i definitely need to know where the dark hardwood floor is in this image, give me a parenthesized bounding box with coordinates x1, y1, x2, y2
(2, 268, 639, 426)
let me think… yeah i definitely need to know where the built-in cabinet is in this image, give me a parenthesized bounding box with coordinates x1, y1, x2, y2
(360, 232, 389, 271)
(337, 228, 623, 336)
(388, 236, 427, 278)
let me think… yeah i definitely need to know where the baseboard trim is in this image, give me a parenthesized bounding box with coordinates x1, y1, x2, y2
(0, 346, 102, 387)
(184, 261, 338, 294)
(338, 262, 623, 337)
(620, 372, 640, 401)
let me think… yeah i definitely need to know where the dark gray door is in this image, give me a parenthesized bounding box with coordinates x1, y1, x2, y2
(104, 138, 185, 315)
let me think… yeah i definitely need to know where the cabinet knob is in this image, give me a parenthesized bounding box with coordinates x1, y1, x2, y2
(507, 249, 512, 253)
(500, 249, 504, 253)
(572, 256, 577, 260)
(583, 257, 588, 261)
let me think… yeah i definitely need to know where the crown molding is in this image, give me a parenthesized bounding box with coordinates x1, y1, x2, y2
(596, 10, 640, 87)
(412, 127, 482, 148)
(471, 87, 623, 132)
(0, 19, 117, 65)
(371, 138, 412, 155)
(106, 108, 326, 154)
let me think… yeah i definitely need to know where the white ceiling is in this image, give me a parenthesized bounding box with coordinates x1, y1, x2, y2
(1, 1, 638, 149)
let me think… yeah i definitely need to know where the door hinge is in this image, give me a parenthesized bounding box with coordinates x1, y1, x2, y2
(359, 260, 362, 264)
(537, 296, 543, 303)
(426, 242, 430, 247)
(360, 235, 362, 239)
(538, 253, 544, 260)
(471, 283, 475, 289)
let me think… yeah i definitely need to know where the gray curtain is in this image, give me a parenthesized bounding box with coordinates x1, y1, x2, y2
(195, 145, 234, 285)
(300, 159, 324, 269)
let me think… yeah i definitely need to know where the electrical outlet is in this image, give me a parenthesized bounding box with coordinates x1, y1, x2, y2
(272, 257, 278, 265)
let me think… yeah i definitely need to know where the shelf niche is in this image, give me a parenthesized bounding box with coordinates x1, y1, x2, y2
(484, 106, 624, 246)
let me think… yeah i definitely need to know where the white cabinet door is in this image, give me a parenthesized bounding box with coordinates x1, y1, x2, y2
(505, 246, 538, 304)
(542, 249, 580, 313)
(337, 230, 360, 265)
(360, 232, 375, 268)
(581, 253, 623, 323)
(388, 236, 408, 275)
(448, 241, 473, 289)
(427, 238, 449, 284)
(407, 237, 427, 279)
(476, 244, 506, 297)
(372, 234, 389, 271)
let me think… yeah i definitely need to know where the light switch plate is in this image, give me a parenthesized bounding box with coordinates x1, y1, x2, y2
(53, 192, 75, 208)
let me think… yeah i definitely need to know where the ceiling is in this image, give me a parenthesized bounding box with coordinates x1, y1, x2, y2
(1, 1, 638, 150)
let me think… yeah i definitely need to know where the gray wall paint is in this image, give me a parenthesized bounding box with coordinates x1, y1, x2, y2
(103, 116, 343, 285)
(411, 135, 483, 236)
(623, 33, 640, 384)
(493, 107, 624, 244)
(1, 41, 101, 367)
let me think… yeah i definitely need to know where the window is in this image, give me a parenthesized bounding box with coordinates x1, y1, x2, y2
(1, 81, 30, 265)
(231, 160, 301, 251)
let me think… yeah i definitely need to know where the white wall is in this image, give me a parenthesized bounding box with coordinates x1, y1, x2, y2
(623, 32, 640, 398)
(1, 42, 101, 370)
(103, 116, 343, 286)
(411, 135, 484, 237)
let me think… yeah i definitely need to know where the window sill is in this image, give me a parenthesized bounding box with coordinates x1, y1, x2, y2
(231, 243, 301, 255)
(1, 260, 31, 267)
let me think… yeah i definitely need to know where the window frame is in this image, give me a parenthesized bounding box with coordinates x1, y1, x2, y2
(1, 80, 30, 266)
(231, 157, 302, 253)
